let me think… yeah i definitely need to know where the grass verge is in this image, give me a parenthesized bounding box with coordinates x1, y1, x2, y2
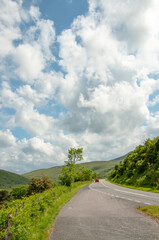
(0, 182, 91, 240)
(30, 181, 90, 240)
(106, 179, 159, 193)
(138, 206, 159, 221)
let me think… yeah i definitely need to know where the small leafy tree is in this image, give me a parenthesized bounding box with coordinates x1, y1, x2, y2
(59, 147, 83, 186)
(66, 147, 83, 164)
(58, 167, 74, 187)
(28, 176, 53, 195)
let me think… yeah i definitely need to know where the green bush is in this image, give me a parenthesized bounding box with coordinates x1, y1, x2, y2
(28, 176, 53, 194)
(81, 168, 93, 181)
(59, 172, 73, 186)
(0, 190, 10, 203)
(108, 136, 159, 188)
(10, 185, 28, 199)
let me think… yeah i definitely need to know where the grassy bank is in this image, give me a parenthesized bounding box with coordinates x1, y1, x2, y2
(0, 181, 90, 240)
(108, 137, 159, 190)
(138, 206, 159, 221)
(106, 179, 159, 193)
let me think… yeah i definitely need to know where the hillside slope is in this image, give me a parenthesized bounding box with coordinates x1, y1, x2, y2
(0, 169, 29, 189)
(22, 155, 127, 183)
(108, 136, 159, 189)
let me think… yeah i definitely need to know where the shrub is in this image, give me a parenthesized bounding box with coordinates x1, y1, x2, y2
(10, 185, 28, 199)
(59, 172, 73, 187)
(81, 168, 93, 181)
(28, 176, 53, 194)
(0, 190, 10, 202)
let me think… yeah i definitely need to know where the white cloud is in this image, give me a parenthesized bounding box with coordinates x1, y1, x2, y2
(0, 0, 21, 27)
(26, 18, 56, 60)
(0, 82, 55, 136)
(29, 6, 41, 20)
(0, 0, 21, 57)
(1, 0, 159, 173)
(17, 85, 46, 106)
(14, 43, 45, 82)
(0, 129, 16, 147)
(56, 0, 159, 164)
(21, 137, 54, 156)
(14, 106, 55, 136)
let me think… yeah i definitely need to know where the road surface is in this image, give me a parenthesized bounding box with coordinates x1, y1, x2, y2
(50, 180, 159, 240)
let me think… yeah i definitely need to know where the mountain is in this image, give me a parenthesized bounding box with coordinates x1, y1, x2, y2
(22, 155, 127, 183)
(0, 169, 29, 190)
(108, 136, 159, 189)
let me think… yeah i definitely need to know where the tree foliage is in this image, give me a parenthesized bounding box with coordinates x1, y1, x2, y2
(108, 136, 159, 188)
(59, 147, 96, 186)
(66, 147, 83, 164)
(28, 176, 53, 194)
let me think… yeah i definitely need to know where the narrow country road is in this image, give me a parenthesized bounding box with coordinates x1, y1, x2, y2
(50, 180, 159, 240)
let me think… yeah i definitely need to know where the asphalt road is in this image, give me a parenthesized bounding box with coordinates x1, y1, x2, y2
(50, 180, 159, 240)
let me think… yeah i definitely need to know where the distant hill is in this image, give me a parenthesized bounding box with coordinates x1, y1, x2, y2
(108, 136, 159, 188)
(0, 169, 29, 190)
(22, 155, 127, 183)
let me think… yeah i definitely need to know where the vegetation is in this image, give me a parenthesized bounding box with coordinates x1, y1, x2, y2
(0, 181, 89, 240)
(138, 205, 159, 221)
(22, 155, 127, 182)
(108, 136, 159, 189)
(0, 147, 127, 239)
(106, 180, 159, 193)
(10, 185, 28, 200)
(0, 190, 10, 203)
(0, 169, 29, 189)
(0, 150, 92, 240)
(66, 147, 83, 164)
(28, 176, 53, 194)
(59, 147, 96, 186)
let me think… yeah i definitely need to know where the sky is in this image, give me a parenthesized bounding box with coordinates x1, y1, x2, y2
(1, 0, 159, 174)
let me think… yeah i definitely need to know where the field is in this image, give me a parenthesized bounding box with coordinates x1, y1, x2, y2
(22, 155, 127, 183)
(0, 169, 29, 190)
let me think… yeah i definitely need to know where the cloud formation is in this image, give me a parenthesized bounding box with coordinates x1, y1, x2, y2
(0, 0, 159, 173)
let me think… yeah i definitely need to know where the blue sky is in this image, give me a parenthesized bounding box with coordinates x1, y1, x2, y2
(1, 0, 159, 174)
(36, 0, 88, 34)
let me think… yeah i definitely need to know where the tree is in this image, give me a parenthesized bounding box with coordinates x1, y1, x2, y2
(66, 147, 83, 164)
(59, 147, 83, 186)
(81, 168, 93, 181)
(58, 166, 74, 187)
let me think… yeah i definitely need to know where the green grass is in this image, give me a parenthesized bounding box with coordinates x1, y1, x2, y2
(22, 155, 127, 183)
(22, 166, 62, 184)
(0, 181, 90, 240)
(106, 179, 159, 193)
(138, 206, 159, 221)
(0, 169, 29, 190)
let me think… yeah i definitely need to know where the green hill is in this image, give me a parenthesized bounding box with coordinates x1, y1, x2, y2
(0, 169, 29, 189)
(22, 155, 127, 183)
(108, 136, 159, 189)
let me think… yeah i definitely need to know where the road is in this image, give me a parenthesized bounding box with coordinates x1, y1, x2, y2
(50, 180, 159, 240)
